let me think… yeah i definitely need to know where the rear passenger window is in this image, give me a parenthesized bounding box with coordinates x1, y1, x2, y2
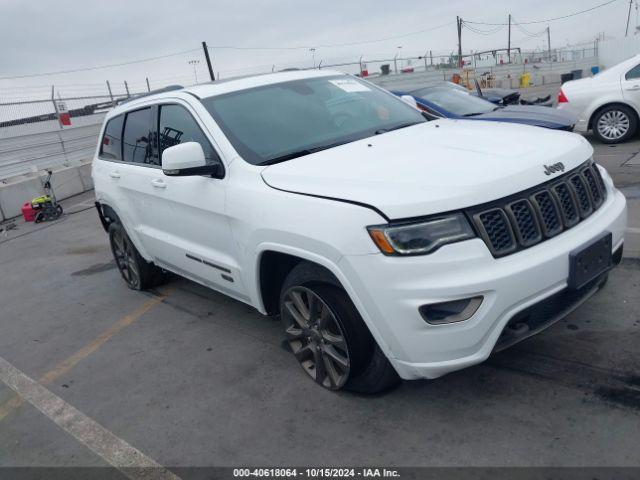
(626, 64, 640, 80)
(159, 105, 220, 165)
(122, 108, 158, 165)
(100, 115, 124, 160)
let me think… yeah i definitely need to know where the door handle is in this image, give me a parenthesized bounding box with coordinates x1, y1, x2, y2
(109, 171, 121, 179)
(151, 179, 167, 189)
(626, 85, 640, 91)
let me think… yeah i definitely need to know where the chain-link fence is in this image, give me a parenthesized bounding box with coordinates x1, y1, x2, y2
(0, 84, 151, 180)
(0, 46, 600, 181)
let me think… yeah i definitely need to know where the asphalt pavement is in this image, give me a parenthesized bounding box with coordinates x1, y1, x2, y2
(0, 133, 639, 477)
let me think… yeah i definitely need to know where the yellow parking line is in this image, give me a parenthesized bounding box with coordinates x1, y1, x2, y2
(0, 292, 167, 422)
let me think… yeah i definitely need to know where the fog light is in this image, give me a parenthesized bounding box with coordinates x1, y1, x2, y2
(419, 296, 483, 325)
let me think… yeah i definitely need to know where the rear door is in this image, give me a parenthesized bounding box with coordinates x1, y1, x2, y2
(114, 106, 165, 253)
(137, 102, 247, 301)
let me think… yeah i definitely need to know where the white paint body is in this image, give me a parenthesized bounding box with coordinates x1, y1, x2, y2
(93, 70, 627, 380)
(558, 54, 640, 133)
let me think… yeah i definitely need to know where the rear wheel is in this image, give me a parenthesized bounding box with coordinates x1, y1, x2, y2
(279, 262, 400, 393)
(593, 105, 637, 144)
(108, 222, 166, 290)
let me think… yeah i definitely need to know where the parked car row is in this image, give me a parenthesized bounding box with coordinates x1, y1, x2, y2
(385, 54, 640, 144)
(391, 85, 577, 131)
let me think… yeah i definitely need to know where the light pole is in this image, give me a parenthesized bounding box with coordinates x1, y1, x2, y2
(188, 59, 200, 84)
(310, 48, 316, 68)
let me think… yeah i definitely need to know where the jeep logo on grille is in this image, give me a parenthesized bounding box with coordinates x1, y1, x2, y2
(543, 162, 565, 176)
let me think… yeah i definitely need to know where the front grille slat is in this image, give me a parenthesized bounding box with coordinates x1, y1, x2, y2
(551, 182, 580, 228)
(505, 199, 542, 247)
(531, 190, 563, 237)
(583, 166, 604, 208)
(470, 161, 607, 258)
(475, 208, 516, 256)
(569, 174, 593, 218)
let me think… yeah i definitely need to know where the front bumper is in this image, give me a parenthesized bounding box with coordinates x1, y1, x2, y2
(339, 187, 627, 380)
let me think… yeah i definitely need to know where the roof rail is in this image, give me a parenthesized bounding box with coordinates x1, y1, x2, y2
(115, 85, 184, 106)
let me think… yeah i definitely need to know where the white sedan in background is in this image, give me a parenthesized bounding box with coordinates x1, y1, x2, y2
(558, 54, 640, 144)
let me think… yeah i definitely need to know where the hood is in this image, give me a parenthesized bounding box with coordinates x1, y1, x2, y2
(472, 105, 577, 128)
(261, 120, 593, 220)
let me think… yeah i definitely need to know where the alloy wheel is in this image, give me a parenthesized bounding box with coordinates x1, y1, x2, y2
(112, 230, 140, 288)
(281, 286, 350, 389)
(597, 110, 630, 141)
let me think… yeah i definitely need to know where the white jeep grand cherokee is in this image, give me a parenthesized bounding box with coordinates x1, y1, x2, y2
(93, 70, 627, 393)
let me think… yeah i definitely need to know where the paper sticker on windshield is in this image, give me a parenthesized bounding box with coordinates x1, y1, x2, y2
(329, 79, 370, 92)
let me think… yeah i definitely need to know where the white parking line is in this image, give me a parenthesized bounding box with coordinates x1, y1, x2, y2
(0, 355, 180, 480)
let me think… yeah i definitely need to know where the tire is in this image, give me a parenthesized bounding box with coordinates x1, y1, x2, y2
(34, 212, 44, 223)
(108, 222, 166, 290)
(279, 262, 400, 394)
(593, 105, 637, 144)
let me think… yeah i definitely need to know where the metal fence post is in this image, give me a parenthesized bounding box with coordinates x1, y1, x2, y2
(106, 81, 113, 102)
(50, 85, 69, 164)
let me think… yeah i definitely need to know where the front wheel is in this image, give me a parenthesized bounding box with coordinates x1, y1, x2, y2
(108, 222, 166, 290)
(593, 105, 637, 144)
(280, 263, 400, 393)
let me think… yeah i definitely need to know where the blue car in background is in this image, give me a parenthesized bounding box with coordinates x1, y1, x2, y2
(393, 86, 577, 131)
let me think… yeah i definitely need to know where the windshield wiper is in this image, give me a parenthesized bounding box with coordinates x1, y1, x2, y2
(258, 140, 353, 166)
(462, 112, 484, 117)
(375, 121, 423, 135)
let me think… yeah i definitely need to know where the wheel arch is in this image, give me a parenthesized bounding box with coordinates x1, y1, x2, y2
(95, 201, 153, 262)
(255, 246, 396, 366)
(256, 248, 342, 316)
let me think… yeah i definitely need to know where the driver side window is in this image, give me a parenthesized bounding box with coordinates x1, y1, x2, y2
(625, 64, 640, 80)
(158, 104, 221, 165)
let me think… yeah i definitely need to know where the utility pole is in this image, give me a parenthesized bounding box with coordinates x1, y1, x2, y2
(507, 14, 511, 63)
(457, 16, 463, 67)
(626, 0, 633, 36)
(202, 41, 215, 81)
(547, 27, 551, 61)
(430, 50, 433, 66)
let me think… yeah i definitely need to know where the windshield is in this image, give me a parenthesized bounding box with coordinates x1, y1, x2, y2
(409, 86, 496, 116)
(202, 75, 425, 165)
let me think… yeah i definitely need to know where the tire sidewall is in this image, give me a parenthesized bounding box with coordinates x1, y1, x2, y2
(594, 105, 637, 144)
(279, 264, 375, 381)
(108, 222, 142, 290)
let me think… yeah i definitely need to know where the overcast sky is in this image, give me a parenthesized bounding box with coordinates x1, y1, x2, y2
(0, 0, 635, 97)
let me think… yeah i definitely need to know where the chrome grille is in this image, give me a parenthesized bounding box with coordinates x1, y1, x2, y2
(471, 162, 608, 258)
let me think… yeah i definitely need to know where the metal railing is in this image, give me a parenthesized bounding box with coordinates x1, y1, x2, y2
(0, 85, 140, 180)
(0, 46, 599, 180)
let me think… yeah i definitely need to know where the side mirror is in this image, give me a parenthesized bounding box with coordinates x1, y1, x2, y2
(162, 142, 222, 178)
(400, 95, 419, 109)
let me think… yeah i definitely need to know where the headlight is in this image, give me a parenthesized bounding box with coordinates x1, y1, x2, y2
(367, 213, 475, 255)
